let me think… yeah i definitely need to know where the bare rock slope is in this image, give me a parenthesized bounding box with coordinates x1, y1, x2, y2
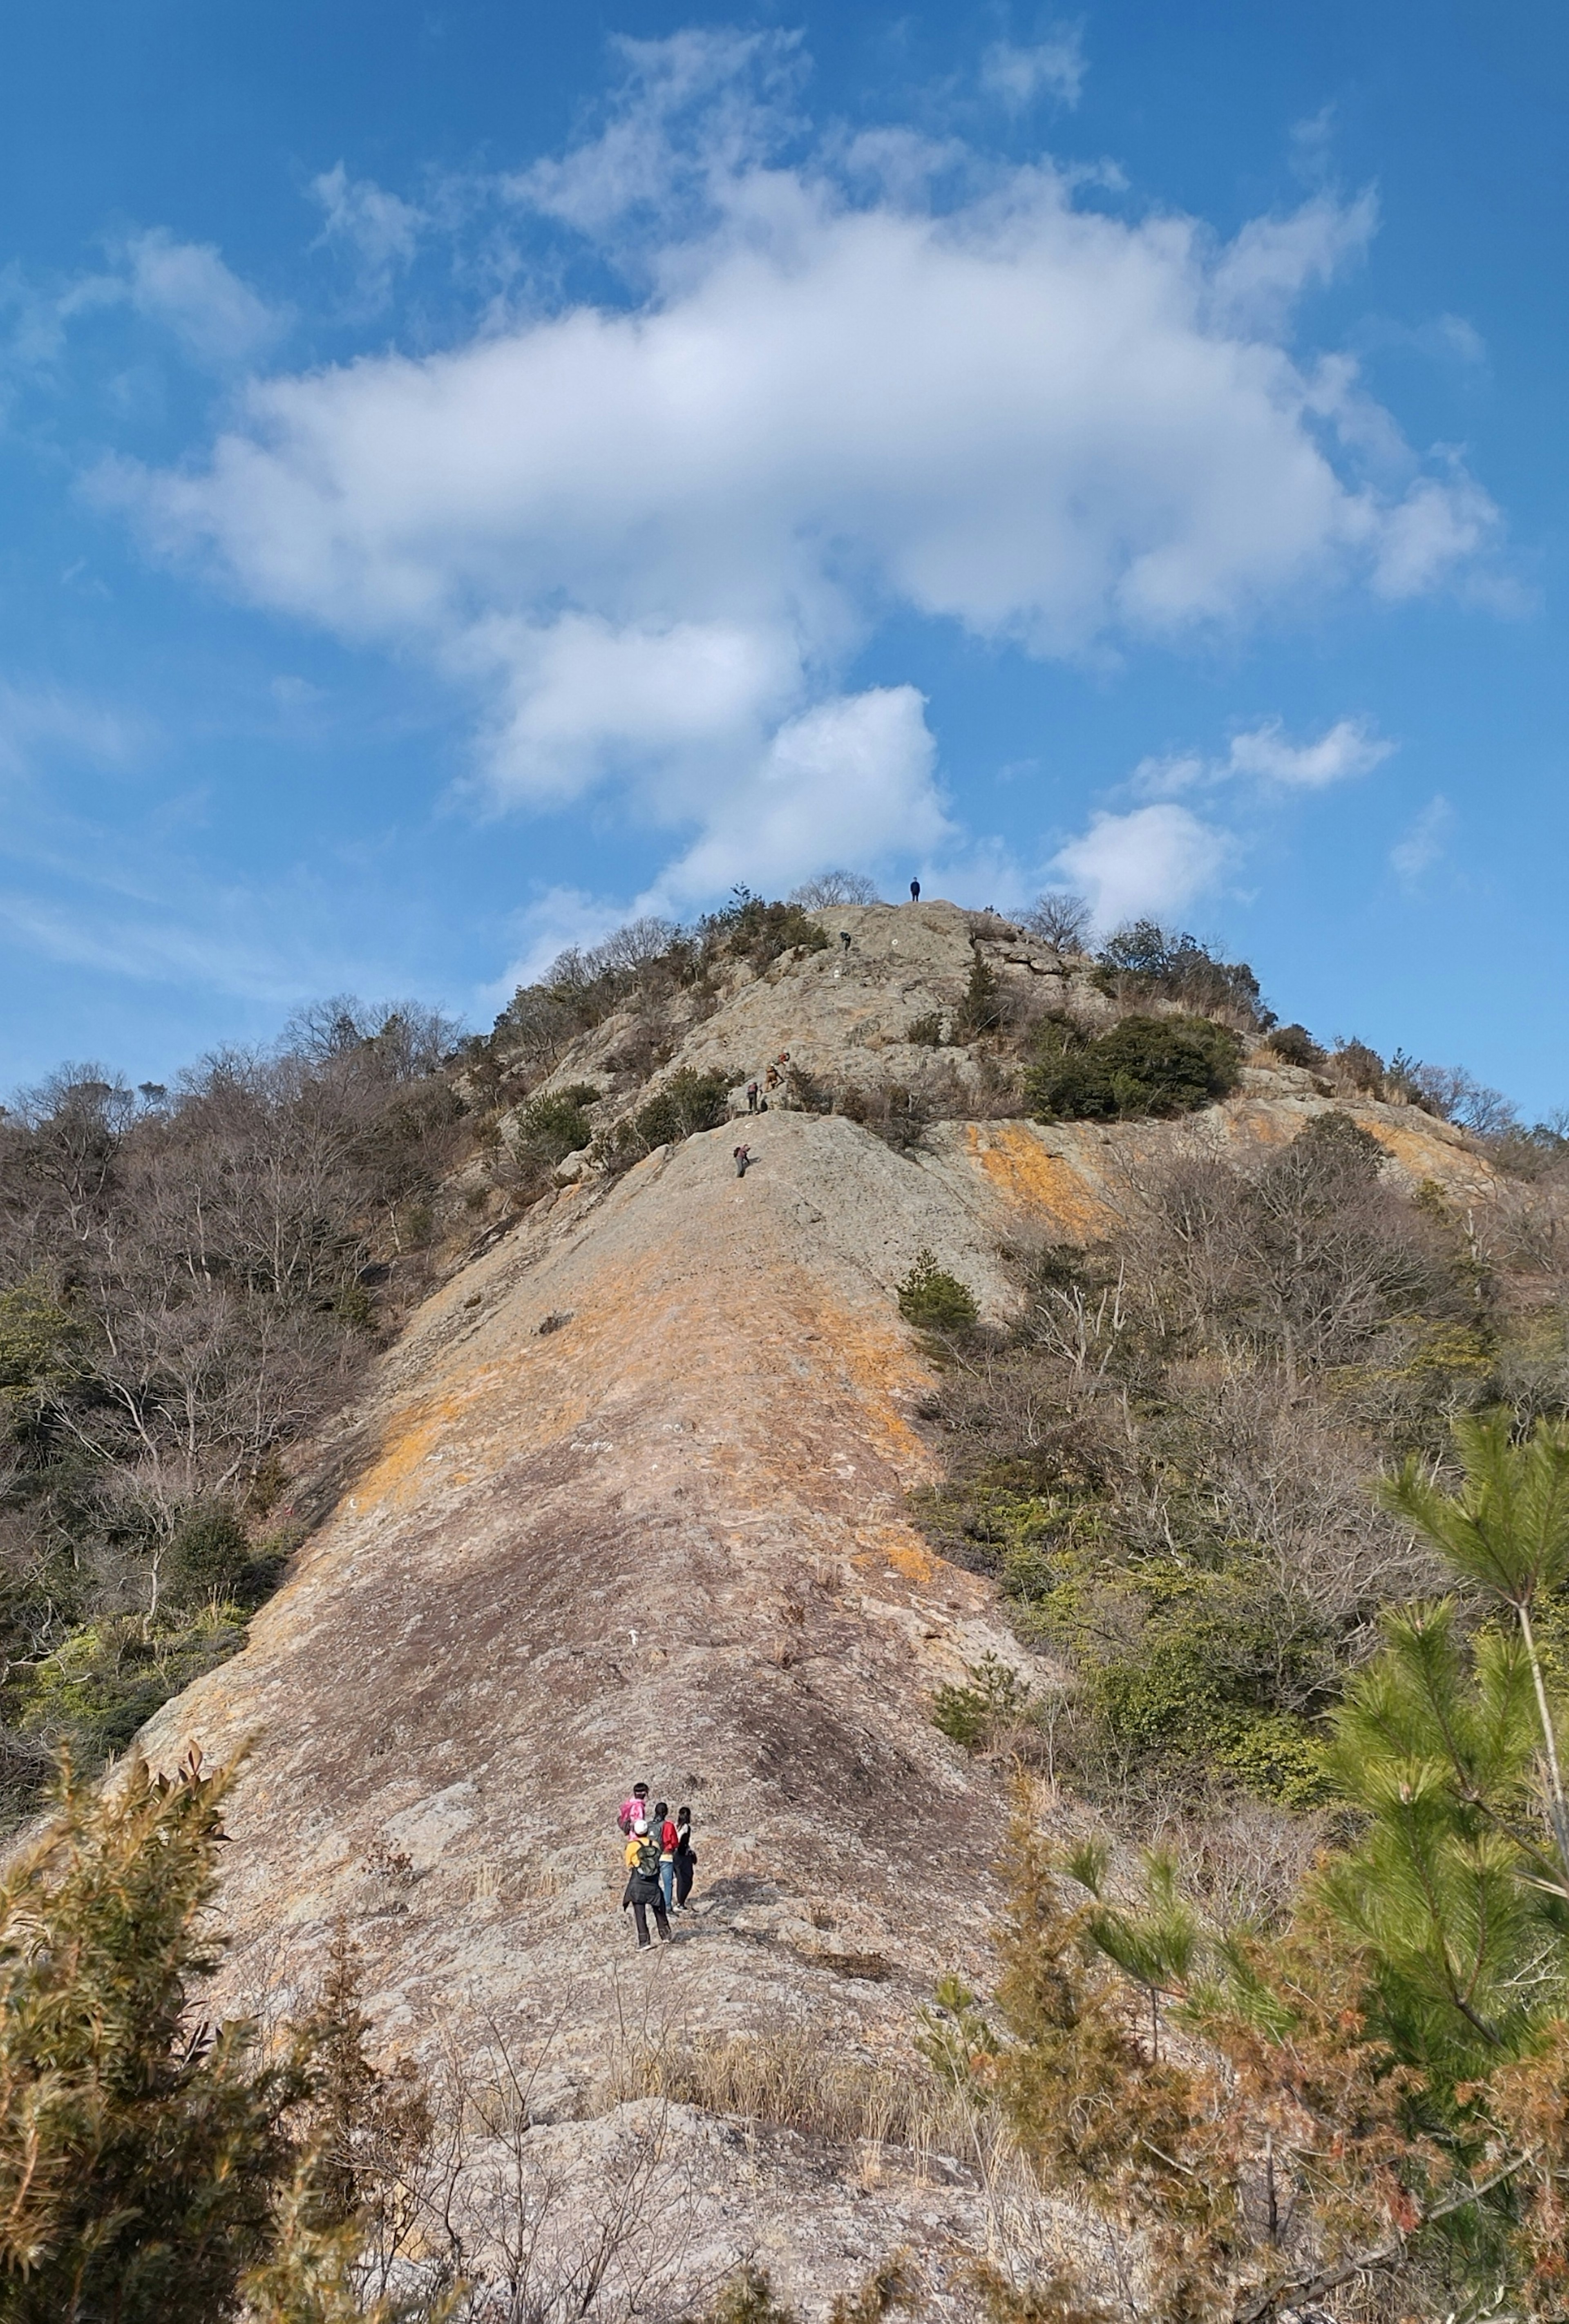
(139, 903, 1494, 2308)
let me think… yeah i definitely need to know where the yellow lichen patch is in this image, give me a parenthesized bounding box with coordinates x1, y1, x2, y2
(778, 1279, 936, 1473)
(965, 1122, 1113, 1240)
(877, 1530, 945, 1584)
(1364, 1117, 1495, 1195)
(1216, 1102, 1303, 1149)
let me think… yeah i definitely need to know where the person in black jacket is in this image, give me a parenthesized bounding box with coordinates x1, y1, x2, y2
(673, 1805, 697, 1908)
(621, 1819, 671, 1946)
(909, 878, 920, 901)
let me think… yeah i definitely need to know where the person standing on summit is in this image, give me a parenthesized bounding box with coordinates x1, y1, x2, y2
(910, 878, 921, 901)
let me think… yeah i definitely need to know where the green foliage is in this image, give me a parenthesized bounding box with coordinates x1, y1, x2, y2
(954, 950, 1004, 1039)
(1265, 1022, 1325, 1070)
(701, 888, 828, 966)
(0, 1750, 308, 2321)
(604, 1068, 733, 1166)
(1092, 922, 1270, 1027)
(931, 1651, 1032, 1749)
(9, 1608, 250, 1763)
(0, 1278, 80, 1431)
(164, 1502, 284, 1613)
(896, 1247, 979, 1332)
(1087, 1567, 1333, 1806)
(1025, 1013, 1242, 1123)
(511, 1086, 598, 1166)
(915, 1973, 999, 2088)
(1318, 1599, 1566, 2089)
(905, 1010, 944, 1047)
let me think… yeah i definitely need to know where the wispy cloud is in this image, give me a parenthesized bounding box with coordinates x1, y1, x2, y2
(308, 165, 425, 311)
(1390, 793, 1452, 887)
(0, 682, 146, 781)
(1135, 715, 1394, 798)
(980, 29, 1086, 112)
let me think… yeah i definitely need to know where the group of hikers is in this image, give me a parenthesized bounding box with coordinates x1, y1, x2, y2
(743, 1051, 792, 1114)
(616, 1783, 697, 1948)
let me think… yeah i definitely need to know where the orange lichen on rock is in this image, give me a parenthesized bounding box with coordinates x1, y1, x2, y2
(965, 1122, 1115, 1239)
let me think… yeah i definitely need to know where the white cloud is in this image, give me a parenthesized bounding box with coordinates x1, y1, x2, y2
(1052, 802, 1232, 931)
(114, 229, 284, 369)
(1390, 793, 1451, 886)
(980, 31, 1086, 112)
(101, 31, 1499, 903)
(1207, 191, 1376, 337)
(310, 165, 424, 308)
(1136, 713, 1393, 796)
(647, 686, 952, 905)
(1227, 714, 1392, 788)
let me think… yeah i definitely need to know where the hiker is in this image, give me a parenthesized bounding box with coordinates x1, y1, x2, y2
(839, 930, 852, 951)
(616, 1781, 650, 1835)
(622, 1817, 672, 1947)
(733, 1143, 751, 1177)
(653, 1799, 679, 1910)
(673, 1806, 697, 1908)
(747, 1081, 759, 1113)
(764, 1064, 780, 1091)
(910, 878, 921, 902)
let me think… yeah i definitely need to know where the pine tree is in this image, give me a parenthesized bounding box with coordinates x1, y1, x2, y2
(0, 1748, 308, 2322)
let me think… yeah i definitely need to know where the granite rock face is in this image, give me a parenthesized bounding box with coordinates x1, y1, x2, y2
(136, 905, 1495, 2313)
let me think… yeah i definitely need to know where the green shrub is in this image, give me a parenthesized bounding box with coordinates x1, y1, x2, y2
(906, 1011, 945, 1047)
(1026, 1013, 1242, 1122)
(701, 888, 829, 966)
(165, 1504, 263, 1610)
(1092, 921, 1270, 1026)
(513, 1086, 597, 1165)
(605, 1067, 732, 1166)
(1267, 1022, 1324, 1070)
(897, 1247, 980, 1331)
(12, 1607, 250, 1763)
(954, 950, 1004, 1039)
(932, 1651, 1033, 1749)
(1088, 1572, 1333, 1806)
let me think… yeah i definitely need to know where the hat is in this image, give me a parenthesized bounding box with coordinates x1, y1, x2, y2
(632, 1817, 649, 1835)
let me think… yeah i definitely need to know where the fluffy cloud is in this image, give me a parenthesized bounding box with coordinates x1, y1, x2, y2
(648, 686, 952, 905)
(102, 32, 1497, 900)
(1135, 714, 1394, 796)
(1052, 802, 1232, 931)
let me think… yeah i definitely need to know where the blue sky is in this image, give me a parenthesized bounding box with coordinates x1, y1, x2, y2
(1, 0, 1565, 1109)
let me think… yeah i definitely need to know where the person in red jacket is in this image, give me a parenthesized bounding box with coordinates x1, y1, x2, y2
(652, 1799, 680, 1911)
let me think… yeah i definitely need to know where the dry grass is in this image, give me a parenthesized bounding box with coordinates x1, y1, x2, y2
(613, 2027, 970, 2161)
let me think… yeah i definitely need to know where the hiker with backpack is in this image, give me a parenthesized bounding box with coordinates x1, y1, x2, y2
(622, 1817, 672, 1947)
(617, 1782, 650, 1835)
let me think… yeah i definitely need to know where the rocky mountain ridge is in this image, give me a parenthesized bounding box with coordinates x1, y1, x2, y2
(135, 899, 1499, 2311)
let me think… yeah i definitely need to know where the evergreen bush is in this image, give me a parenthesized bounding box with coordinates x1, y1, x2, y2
(896, 1249, 980, 1332)
(1025, 1013, 1242, 1122)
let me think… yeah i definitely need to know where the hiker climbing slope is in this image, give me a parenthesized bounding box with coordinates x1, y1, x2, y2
(622, 1817, 672, 1947)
